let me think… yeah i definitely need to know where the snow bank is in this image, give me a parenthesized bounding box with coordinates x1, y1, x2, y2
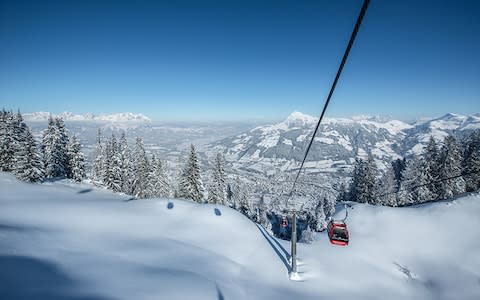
(1, 173, 479, 300)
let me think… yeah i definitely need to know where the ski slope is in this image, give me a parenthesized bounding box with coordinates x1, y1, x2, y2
(1, 172, 479, 300)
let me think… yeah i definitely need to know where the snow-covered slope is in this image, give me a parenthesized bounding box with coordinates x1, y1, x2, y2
(24, 111, 151, 122)
(1, 173, 479, 300)
(405, 113, 480, 155)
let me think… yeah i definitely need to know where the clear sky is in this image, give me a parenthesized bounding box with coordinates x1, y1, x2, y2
(1, 0, 479, 122)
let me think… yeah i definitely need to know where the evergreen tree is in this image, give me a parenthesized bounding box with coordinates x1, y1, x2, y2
(13, 127, 44, 182)
(67, 135, 86, 182)
(336, 182, 349, 203)
(437, 135, 465, 199)
(349, 155, 378, 204)
(42, 117, 69, 178)
(104, 133, 123, 192)
(133, 137, 151, 198)
(0, 110, 16, 171)
(391, 158, 406, 188)
(207, 153, 227, 204)
(11, 111, 28, 172)
(102, 134, 113, 186)
(92, 128, 105, 183)
(55, 117, 70, 176)
(150, 156, 170, 198)
(463, 130, 480, 192)
(322, 193, 336, 220)
(424, 136, 440, 199)
(118, 132, 133, 194)
(314, 199, 327, 231)
(178, 144, 204, 202)
(378, 165, 398, 206)
(230, 178, 251, 216)
(226, 183, 234, 208)
(256, 195, 272, 232)
(398, 157, 433, 205)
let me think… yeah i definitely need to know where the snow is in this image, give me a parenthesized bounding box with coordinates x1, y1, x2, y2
(1, 173, 480, 300)
(372, 140, 402, 159)
(251, 149, 261, 159)
(283, 111, 318, 128)
(296, 133, 309, 142)
(23, 111, 151, 122)
(257, 134, 280, 148)
(314, 137, 334, 144)
(338, 136, 353, 151)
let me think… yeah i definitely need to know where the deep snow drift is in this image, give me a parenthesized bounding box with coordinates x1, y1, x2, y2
(1, 172, 479, 300)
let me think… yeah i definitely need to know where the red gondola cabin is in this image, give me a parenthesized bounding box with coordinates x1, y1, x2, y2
(327, 220, 349, 246)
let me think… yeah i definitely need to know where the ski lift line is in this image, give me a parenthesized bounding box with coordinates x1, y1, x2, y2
(376, 169, 480, 199)
(289, 0, 370, 199)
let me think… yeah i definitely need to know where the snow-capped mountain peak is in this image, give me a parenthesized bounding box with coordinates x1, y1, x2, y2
(96, 112, 151, 122)
(23, 111, 151, 122)
(284, 111, 318, 128)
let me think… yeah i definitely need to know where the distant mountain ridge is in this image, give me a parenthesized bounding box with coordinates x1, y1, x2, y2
(24, 111, 151, 122)
(206, 111, 480, 176)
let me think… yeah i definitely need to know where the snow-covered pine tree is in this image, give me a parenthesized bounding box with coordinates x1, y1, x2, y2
(11, 110, 29, 173)
(401, 157, 434, 205)
(314, 198, 327, 231)
(424, 136, 440, 199)
(105, 133, 123, 192)
(207, 153, 227, 204)
(231, 178, 251, 216)
(336, 182, 349, 203)
(226, 183, 234, 208)
(67, 135, 86, 182)
(12, 110, 28, 157)
(391, 158, 406, 188)
(133, 137, 151, 198)
(397, 157, 428, 206)
(0, 110, 16, 171)
(349, 155, 378, 204)
(55, 117, 70, 176)
(322, 193, 336, 220)
(150, 156, 170, 198)
(178, 144, 204, 202)
(378, 165, 398, 206)
(437, 135, 466, 199)
(463, 130, 480, 192)
(256, 194, 272, 232)
(13, 127, 44, 182)
(92, 128, 105, 183)
(42, 117, 69, 178)
(118, 132, 134, 194)
(42, 116, 55, 176)
(102, 134, 113, 187)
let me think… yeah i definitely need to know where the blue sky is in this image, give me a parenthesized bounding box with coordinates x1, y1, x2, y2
(1, 0, 479, 122)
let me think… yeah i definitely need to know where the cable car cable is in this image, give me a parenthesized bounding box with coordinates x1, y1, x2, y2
(288, 0, 370, 199)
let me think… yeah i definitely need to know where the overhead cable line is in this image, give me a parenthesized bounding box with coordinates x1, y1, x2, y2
(289, 0, 370, 198)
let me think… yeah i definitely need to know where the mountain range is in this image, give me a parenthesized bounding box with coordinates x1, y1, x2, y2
(23, 110, 480, 180)
(207, 112, 480, 178)
(23, 111, 151, 122)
